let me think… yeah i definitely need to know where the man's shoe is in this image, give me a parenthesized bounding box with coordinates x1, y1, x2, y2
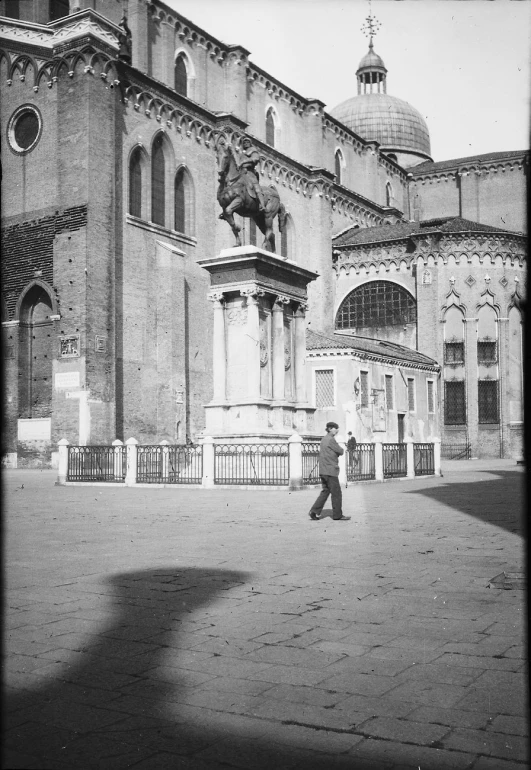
(309, 512, 320, 520)
(333, 516, 351, 521)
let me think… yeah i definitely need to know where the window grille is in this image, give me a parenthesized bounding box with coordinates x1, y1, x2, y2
(385, 375, 394, 410)
(266, 109, 275, 147)
(335, 152, 342, 184)
(360, 371, 369, 407)
(174, 168, 185, 232)
(444, 341, 464, 365)
(129, 148, 142, 218)
(407, 378, 415, 411)
(477, 340, 497, 365)
(174, 56, 187, 96)
(478, 380, 499, 423)
(151, 135, 165, 227)
(315, 369, 334, 408)
(336, 281, 416, 330)
(427, 380, 435, 413)
(444, 381, 466, 425)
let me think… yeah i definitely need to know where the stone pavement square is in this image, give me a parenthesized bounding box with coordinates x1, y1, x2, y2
(2, 460, 528, 769)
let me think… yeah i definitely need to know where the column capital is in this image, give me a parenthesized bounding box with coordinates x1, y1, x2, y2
(274, 294, 291, 307)
(294, 301, 309, 315)
(240, 285, 265, 299)
(208, 291, 225, 303)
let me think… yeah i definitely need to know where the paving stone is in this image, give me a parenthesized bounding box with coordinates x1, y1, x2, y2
(441, 728, 529, 762)
(356, 715, 449, 745)
(470, 756, 530, 770)
(350, 737, 476, 769)
(454, 685, 529, 716)
(487, 714, 529, 736)
(404, 705, 490, 730)
(250, 664, 331, 686)
(394, 662, 483, 686)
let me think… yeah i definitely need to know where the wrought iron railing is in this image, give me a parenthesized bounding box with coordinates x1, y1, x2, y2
(441, 440, 471, 460)
(214, 444, 289, 485)
(67, 445, 126, 482)
(414, 443, 434, 476)
(382, 443, 407, 478)
(137, 445, 202, 484)
(346, 444, 376, 481)
(302, 442, 321, 484)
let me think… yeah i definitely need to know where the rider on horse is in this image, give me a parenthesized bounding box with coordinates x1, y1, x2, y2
(238, 137, 266, 213)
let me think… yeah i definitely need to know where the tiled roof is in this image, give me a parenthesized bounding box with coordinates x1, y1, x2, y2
(410, 149, 528, 175)
(306, 330, 439, 369)
(332, 216, 519, 248)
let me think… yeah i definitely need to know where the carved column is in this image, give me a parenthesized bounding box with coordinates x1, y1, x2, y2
(464, 316, 478, 455)
(208, 292, 226, 401)
(294, 302, 308, 403)
(272, 295, 290, 402)
(241, 286, 264, 401)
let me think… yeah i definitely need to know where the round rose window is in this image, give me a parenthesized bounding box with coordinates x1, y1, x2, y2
(8, 105, 42, 154)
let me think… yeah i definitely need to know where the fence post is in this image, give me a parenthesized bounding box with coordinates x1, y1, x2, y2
(433, 438, 441, 476)
(374, 437, 384, 481)
(56, 438, 69, 485)
(112, 439, 123, 481)
(125, 438, 138, 486)
(288, 433, 303, 490)
(406, 437, 415, 478)
(159, 439, 170, 481)
(338, 439, 347, 487)
(201, 436, 215, 488)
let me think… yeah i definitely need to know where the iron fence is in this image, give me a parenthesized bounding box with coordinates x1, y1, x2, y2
(67, 445, 126, 482)
(214, 444, 289, 485)
(302, 442, 321, 484)
(346, 444, 376, 481)
(441, 440, 471, 460)
(137, 445, 203, 484)
(414, 443, 434, 476)
(382, 443, 407, 478)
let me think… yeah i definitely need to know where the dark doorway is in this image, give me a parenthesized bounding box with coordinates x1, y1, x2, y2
(397, 413, 405, 443)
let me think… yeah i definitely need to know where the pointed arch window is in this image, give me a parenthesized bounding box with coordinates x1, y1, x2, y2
(174, 55, 188, 97)
(335, 150, 343, 184)
(151, 134, 165, 227)
(129, 147, 143, 218)
(386, 182, 393, 206)
(266, 108, 275, 147)
(174, 168, 186, 233)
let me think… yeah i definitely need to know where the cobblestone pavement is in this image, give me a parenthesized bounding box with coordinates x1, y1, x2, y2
(3, 460, 528, 770)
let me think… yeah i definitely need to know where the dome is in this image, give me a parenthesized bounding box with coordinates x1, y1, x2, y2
(330, 92, 432, 161)
(357, 47, 386, 76)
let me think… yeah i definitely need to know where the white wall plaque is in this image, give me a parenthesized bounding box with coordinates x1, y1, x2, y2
(18, 418, 51, 441)
(55, 371, 80, 389)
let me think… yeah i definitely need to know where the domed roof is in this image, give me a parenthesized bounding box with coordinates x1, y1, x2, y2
(356, 44, 386, 75)
(330, 92, 431, 158)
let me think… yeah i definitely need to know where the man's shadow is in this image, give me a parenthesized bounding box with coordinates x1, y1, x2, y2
(3, 567, 375, 769)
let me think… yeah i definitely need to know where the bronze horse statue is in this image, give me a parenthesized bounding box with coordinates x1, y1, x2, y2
(217, 142, 287, 253)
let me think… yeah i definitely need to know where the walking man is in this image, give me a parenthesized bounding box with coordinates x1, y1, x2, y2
(309, 422, 350, 521)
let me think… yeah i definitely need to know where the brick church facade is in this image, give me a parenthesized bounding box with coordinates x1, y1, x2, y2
(1, 0, 526, 465)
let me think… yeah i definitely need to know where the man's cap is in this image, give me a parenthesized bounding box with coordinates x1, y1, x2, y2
(326, 421, 339, 430)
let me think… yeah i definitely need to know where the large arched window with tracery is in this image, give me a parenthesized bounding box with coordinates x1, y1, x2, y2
(336, 281, 416, 330)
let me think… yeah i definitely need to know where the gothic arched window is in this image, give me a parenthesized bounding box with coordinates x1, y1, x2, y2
(18, 284, 54, 419)
(335, 150, 343, 184)
(386, 182, 393, 206)
(129, 147, 143, 218)
(151, 134, 166, 227)
(174, 168, 186, 233)
(174, 55, 187, 97)
(336, 281, 416, 330)
(266, 108, 275, 147)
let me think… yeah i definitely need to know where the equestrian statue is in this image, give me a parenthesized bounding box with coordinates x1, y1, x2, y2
(217, 137, 287, 253)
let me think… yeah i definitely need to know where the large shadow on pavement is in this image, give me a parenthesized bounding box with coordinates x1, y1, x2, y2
(407, 469, 526, 537)
(4, 567, 388, 770)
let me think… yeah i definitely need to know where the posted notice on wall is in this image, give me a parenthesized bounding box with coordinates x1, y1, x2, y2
(55, 371, 80, 389)
(18, 418, 51, 441)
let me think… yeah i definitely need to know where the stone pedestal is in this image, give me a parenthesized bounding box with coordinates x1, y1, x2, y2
(198, 246, 319, 440)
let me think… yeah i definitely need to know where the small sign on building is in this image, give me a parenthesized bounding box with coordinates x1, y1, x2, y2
(55, 371, 80, 389)
(60, 335, 80, 358)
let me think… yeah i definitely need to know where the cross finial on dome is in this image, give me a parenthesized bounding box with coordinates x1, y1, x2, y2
(361, 1, 381, 46)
